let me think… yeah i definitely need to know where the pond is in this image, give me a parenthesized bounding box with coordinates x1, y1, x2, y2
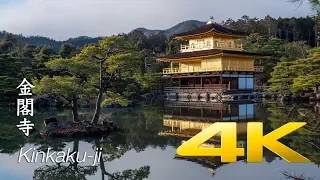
(0, 101, 319, 180)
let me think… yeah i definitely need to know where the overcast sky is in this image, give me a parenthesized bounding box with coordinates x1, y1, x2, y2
(0, 0, 313, 40)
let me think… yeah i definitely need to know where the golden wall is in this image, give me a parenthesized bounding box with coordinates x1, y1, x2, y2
(177, 56, 256, 72)
(201, 57, 222, 71)
(180, 61, 201, 72)
(221, 57, 255, 71)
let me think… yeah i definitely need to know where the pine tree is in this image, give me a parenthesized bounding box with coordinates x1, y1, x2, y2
(291, 47, 320, 93)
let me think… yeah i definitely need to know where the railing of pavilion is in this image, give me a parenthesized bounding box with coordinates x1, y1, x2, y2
(164, 84, 230, 92)
(163, 101, 225, 109)
(163, 66, 264, 74)
(180, 41, 243, 52)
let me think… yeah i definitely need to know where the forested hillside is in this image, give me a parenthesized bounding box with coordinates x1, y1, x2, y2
(0, 32, 101, 51)
(221, 15, 317, 47)
(1, 15, 318, 50)
(0, 30, 168, 106)
(138, 16, 318, 47)
(135, 20, 205, 36)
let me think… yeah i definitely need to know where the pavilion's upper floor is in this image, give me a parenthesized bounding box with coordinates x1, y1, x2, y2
(173, 18, 248, 53)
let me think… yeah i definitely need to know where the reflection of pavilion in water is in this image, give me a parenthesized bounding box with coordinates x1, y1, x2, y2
(159, 101, 256, 139)
(174, 156, 247, 176)
(163, 101, 255, 121)
(158, 101, 259, 175)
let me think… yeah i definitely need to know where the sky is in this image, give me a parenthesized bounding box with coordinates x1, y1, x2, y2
(0, 0, 313, 41)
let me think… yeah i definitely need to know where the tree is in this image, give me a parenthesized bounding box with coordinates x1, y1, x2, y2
(40, 46, 55, 56)
(290, 0, 320, 14)
(146, 32, 167, 54)
(290, 0, 320, 46)
(281, 41, 309, 61)
(33, 35, 145, 124)
(268, 61, 296, 95)
(126, 30, 147, 50)
(59, 43, 74, 58)
(268, 41, 309, 94)
(0, 34, 17, 53)
(269, 47, 320, 95)
(243, 34, 285, 84)
(75, 36, 142, 124)
(0, 54, 24, 105)
(291, 48, 320, 93)
(33, 57, 98, 122)
(22, 44, 37, 58)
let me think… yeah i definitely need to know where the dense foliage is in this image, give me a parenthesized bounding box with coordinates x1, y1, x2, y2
(222, 16, 317, 46)
(269, 47, 320, 95)
(0, 31, 101, 51)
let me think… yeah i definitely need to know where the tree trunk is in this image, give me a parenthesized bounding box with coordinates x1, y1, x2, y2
(94, 140, 117, 180)
(314, 86, 319, 93)
(308, 31, 311, 46)
(71, 140, 79, 171)
(314, 85, 320, 101)
(72, 95, 79, 123)
(316, 16, 320, 47)
(315, 25, 318, 47)
(279, 29, 281, 39)
(91, 61, 104, 125)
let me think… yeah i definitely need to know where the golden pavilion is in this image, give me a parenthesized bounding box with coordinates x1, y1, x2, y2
(157, 17, 268, 102)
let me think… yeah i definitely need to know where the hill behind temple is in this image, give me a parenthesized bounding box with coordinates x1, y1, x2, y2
(0, 20, 205, 50)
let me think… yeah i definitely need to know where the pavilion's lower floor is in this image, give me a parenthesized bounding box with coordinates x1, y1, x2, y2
(162, 73, 261, 102)
(165, 73, 255, 90)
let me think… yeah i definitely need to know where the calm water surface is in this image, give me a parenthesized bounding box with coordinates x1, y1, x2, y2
(0, 101, 319, 180)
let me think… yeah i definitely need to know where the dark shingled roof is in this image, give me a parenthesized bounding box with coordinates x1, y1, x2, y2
(157, 49, 269, 60)
(173, 23, 248, 38)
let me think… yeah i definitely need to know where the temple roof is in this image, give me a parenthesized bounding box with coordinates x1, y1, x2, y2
(157, 49, 269, 61)
(173, 23, 248, 39)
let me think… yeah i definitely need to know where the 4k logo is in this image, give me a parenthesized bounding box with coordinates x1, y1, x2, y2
(177, 122, 310, 163)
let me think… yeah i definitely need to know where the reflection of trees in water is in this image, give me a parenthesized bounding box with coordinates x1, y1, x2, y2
(33, 140, 97, 180)
(99, 165, 150, 180)
(270, 103, 320, 162)
(1, 104, 319, 179)
(32, 137, 151, 180)
(33, 164, 96, 180)
(267, 103, 320, 165)
(0, 109, 30, 154)
(95, 140, 150, 180)
(109, 107, 182, 151)
(30, 106, 173, 180)
(0, 108, 72, 154)
(282, 171, 315, 180)
(33, 141, 97, 180)
(0, 107, 158, 180)
(295, 105, 320, 133)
